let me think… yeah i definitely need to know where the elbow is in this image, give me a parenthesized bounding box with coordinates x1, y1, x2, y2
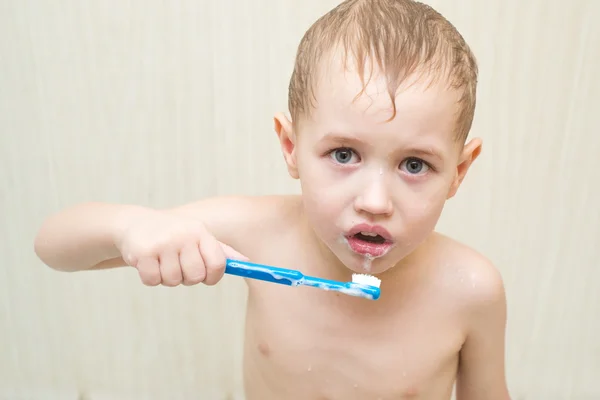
(33, 224, 48, 263)
(33, 229, 56, 270)
(33, 223, 67, 272)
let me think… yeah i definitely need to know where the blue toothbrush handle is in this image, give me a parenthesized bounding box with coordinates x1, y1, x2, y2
(225, 259, 304, 286)
(225, 259, 381, 300)
(302, 276, 381, 300)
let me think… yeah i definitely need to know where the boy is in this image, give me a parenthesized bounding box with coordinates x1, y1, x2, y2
(34, 0, 510, 399)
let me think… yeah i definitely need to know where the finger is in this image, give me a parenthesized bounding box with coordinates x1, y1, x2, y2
(158, 250, 183, 287)
(122, 252, 138, 267)
(179, 244, 206, 286)
(219, 242, 249, 261)
(137, 256, 161, 286)
(199, 236, 227, 286)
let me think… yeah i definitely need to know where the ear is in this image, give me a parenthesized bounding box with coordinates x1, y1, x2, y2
(273, 112, 299, 179)
(447, 137, 482, 199)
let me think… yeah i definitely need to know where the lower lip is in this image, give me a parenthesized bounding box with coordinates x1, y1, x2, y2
(345, 236, 393, 257)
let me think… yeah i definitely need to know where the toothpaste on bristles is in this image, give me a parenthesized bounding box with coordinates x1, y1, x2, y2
(352, 273, 381, 288)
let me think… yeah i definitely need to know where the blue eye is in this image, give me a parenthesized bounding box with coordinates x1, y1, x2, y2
(330, 148, 358, 164)
(401, 158, 429, 174)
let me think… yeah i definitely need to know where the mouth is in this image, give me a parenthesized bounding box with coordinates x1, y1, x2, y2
(352, 232, 387, 244)
(344, 224, 394, 257)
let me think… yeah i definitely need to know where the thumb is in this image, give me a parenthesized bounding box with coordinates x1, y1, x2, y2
(218, 242, 250, 262)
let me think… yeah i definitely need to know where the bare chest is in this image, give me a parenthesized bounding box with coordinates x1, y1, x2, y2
(241, 282, 464, 400)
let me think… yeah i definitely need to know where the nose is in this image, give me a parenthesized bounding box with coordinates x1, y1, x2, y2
(354, 178, 393, 217)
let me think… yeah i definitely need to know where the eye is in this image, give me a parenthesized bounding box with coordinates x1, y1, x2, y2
(400, 158, 430, 175)
(329, 147, 359, 164)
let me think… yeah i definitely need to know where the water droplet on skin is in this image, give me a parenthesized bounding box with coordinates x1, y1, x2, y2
(307, 365, 312, 372)
(354, 383, 358, 388)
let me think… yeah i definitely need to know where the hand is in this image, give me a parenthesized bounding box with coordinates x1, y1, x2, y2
(114, 207, 247, 287)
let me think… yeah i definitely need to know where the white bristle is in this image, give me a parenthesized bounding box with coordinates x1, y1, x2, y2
(352, 273, 381, 288)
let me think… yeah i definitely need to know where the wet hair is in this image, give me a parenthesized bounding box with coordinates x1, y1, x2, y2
(288, 0, 478, 141)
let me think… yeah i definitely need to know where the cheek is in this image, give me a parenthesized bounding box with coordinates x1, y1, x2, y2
(397, 186, 448, 229)
(408, 194, 445, 216)
(297, 149, 344, 204)
(301, 181, 345, 225)
(297, 160, 349, 236)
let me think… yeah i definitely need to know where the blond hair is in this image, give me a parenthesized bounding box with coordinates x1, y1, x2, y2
(288, 0, 478, 141)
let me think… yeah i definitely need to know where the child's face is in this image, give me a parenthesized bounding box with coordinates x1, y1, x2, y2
(275, 57, 481, 276)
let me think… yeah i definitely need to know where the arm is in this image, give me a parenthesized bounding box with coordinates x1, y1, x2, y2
(33, 202, 140, 271)
(33, 195, 280, 272)
(455, 263, 511, 400)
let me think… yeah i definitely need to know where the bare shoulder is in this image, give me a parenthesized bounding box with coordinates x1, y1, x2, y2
(428, 233, 511, 399)
(167, 194, 302, 256)
(429, 232, 506, 311)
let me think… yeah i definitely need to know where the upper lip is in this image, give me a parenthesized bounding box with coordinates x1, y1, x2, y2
(346, 223, 393, 242)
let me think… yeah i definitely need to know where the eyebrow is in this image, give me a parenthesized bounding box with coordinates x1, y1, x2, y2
(405, 147, 445, 161)
(320, 131, 364, 143)
(321, 131, 445, 161)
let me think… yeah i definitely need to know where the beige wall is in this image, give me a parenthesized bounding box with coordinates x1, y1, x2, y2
(1, 0, 599, 399)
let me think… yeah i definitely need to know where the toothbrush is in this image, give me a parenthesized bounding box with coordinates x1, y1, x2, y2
(224, 259, 381, 300)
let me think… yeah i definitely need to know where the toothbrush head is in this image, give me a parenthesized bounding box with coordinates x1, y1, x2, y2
(351, 273, 381, 288)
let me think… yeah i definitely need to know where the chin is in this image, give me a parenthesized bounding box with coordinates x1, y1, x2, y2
(313, 228, 406, 276)
(333, 240, 400, 275)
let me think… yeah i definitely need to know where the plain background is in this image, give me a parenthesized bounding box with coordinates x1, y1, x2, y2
(1, 0, 598, 399)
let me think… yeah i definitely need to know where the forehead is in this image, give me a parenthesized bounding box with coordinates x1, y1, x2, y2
(306, 53, 461, 146)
